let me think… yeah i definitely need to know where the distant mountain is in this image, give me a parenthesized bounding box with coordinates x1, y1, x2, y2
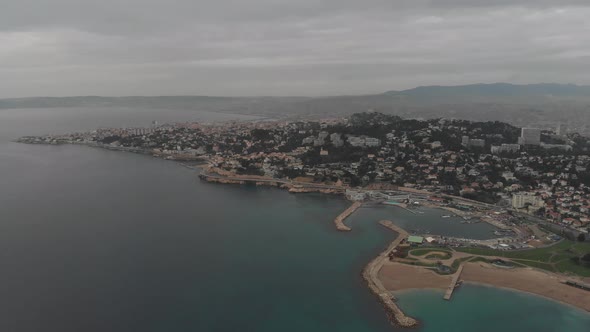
(2, 83, 590, 127)
(382, 83, 590, 104)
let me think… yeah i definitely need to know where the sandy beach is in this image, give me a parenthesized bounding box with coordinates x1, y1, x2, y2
(379, 262, 452, 291)
(461, 262, 590, 312)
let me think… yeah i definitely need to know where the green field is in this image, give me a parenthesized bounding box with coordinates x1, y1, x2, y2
(455, 240, 590, 277)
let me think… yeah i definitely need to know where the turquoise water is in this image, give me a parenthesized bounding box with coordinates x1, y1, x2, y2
(1, 107, 589, 331)
(397, 284, 590, 332)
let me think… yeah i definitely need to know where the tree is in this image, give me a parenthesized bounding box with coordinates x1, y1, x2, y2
(577, 233, 586, 242)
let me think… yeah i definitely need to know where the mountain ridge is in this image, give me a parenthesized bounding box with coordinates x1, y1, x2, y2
(2, 83, 589, 127)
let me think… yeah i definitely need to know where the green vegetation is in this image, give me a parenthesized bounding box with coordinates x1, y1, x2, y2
(455, 240, 590, 277)
(425, 253, 452, 260)
(555, 259, 590, 276)
(410, 248, 452, 257)
(468, 256, 493, 264)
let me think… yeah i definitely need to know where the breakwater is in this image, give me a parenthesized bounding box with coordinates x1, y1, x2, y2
(333, 202, 362, 231)
(362, 220, 418, 328)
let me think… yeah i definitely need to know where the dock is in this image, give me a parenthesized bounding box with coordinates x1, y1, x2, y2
(444, 264, 464, 300)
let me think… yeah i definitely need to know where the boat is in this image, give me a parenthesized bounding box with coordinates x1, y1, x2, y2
(442, 215, 451, 218)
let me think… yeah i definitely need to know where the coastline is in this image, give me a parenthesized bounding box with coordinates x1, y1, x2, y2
(461, 281, 590, 315)
(380, 259, 590, 314)
(460, 262, 590, 312)
(16, 139, 590, 324)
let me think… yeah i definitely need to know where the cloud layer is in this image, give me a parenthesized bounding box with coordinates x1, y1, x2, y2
(1, 1, 589, 97)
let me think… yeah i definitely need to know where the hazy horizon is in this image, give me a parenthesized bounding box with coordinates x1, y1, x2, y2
(1, 81, 589, 99)
(2, 1, 590, 98)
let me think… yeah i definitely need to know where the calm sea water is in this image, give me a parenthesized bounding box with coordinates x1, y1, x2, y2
(1, 107, 589, 331)
(396, 285, 590, 332)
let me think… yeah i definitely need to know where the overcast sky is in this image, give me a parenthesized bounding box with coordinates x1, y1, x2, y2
(1, 0, 589, 97)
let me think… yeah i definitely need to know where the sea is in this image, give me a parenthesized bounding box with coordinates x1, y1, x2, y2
(1, 107, 589, 332)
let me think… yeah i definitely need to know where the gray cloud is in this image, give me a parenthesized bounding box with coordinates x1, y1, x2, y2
(1, 0, 589, 97)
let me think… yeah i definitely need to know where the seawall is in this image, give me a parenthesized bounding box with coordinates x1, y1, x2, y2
(362, 220, 418, 328)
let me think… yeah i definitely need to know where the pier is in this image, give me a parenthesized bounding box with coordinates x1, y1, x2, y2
(444, 264, 464, 300)
(333, 202, 362, 231)
(362, 220, 418, 328)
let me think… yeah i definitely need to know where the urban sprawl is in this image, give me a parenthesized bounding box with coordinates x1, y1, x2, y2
(18, 112, 590, 241)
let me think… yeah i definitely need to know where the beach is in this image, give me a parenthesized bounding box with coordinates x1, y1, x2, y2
(379, 262, 451, 291)
(380, 258, 590, 312)
(461, 262, 590, 312)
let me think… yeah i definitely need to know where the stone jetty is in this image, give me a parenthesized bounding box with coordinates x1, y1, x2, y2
(333, 201, 362, 231)
(362, 220, 418, 328)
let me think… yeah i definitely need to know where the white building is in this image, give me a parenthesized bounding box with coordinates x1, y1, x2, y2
(347, 135, 381, 147)
(462, 136, 485, 148)
(491, 144, 521, 154)
(518, 128, 541, 146)
(512, 193, 545, 210)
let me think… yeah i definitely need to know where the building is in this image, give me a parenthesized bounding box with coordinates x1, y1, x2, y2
(491, 144, 521, 154)
(512, 193, 545, 210)
(469, 139, 485, 147)
(365, 137, 381, 147)
(502, 171, 516, 181)
(540, 143, 572, 151)
(461, 136, 470, 146)
(462, 136, 485, 148)
(347, 135, 381, 147)
(330, 133, 344, 147)
(345, 190, 367, 201)
(518, 128, 541, 146)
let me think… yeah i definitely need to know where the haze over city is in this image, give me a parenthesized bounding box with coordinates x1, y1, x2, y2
(2, 0, 590, 97)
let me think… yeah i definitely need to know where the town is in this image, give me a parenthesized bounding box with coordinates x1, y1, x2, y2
(18, 112, 590, 240)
